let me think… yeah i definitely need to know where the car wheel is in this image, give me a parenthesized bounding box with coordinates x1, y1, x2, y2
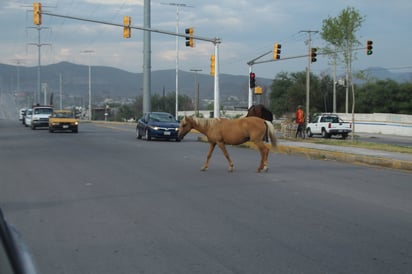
(306, 128, 313, 137)
(49, 127, 54, 133)
(145, 129, 151, 141)
(136, 128, 142, 139)
(321, 129, 330, 138)
(31, 125, 35, 130)
(342, 133, 348, 139)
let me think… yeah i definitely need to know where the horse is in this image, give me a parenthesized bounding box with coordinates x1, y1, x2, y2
(178, 116, 277, 172)
(246, 104, 273, 122)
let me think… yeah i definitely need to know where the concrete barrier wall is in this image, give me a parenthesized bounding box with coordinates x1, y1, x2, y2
(178, 111, 412, 137)
(337, 113, 412, 137)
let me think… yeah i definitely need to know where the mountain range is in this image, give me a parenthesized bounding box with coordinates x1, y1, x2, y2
(0, 62, 410, 102)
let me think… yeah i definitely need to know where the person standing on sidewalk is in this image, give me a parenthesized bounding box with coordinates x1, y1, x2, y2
(295, 105, 305, 138)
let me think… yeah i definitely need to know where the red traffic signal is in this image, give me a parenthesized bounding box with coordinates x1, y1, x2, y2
(249, 72, 256, 88)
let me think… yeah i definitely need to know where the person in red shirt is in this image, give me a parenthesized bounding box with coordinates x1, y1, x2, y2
(295, 105, 305, 138)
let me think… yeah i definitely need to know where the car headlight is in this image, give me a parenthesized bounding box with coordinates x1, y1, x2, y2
(150, 126, 159, 130)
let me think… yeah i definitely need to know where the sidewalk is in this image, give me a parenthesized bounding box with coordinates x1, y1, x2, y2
(277, 139, 412, 171)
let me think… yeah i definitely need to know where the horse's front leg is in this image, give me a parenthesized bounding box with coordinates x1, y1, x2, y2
(217, 142, 234, 172)
(201, 143, 216, 171)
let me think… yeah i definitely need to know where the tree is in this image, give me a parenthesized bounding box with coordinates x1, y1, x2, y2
(356, 80, 412, 114)
(269, 71, 321, 118)
(269, 72, 294, 118)
(321, 7, 365, 139)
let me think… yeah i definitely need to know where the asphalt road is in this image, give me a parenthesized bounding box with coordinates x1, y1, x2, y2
(0, 119, 411, 274)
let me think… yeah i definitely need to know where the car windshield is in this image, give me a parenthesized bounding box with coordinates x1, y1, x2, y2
(34, 108, 52, 115)
(149, 113, 176, 122)
(53, 112, 73, 118)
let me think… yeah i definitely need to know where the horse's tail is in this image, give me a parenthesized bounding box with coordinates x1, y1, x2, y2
(265, 121, 277, 150)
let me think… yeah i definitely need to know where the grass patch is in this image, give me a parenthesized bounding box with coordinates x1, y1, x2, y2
(283, 137, 412, 154)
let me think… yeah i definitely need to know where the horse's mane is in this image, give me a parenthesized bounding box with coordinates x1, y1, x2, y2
(191, 117, 222, 129)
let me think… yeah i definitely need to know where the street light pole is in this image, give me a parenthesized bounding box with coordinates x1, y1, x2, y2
(190, 69, 202, 117)
(161, 3, 193, 119)
(81, 50, 94, 120)
(300, 30, 318, 123)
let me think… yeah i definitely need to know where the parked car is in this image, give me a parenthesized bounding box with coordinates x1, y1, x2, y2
(306, 113, 352, 139)
(48, 110, 79, 133)
(24, 109, 32, 127)
(136, 112, 180, 141)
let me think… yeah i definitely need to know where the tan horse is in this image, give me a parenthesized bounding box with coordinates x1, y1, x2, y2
(178, 116, 277, 172)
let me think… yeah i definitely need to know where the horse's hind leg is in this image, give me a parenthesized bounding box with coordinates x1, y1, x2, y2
(201, 143, 216, 171)
(255, 142, 269, 172)
(217, 142, 234, 172)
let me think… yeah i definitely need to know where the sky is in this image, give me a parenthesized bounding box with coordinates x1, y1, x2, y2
(1, 0, 412, 79)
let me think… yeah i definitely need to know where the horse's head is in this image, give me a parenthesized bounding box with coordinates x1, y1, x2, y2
(178, 116, 193, 140)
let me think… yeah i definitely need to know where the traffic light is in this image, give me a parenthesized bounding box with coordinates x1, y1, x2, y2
(273, 43, 281, 60)
(33, 2, 42, 25)
(249, 72, 256, 89)
(123, 16, 131, 38)
(310, 47, 317, 63)
(210, 54, 215, 76)
(185, 27, 194, 47)
(254, 86, 263, 95)
(366, 40, 373, 55)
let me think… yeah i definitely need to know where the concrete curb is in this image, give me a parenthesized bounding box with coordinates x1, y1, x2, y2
(197, 136, 412, 172)
(276, 145, 412, 171)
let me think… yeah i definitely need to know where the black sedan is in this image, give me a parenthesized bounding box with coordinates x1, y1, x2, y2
(136, 112, 181, 141)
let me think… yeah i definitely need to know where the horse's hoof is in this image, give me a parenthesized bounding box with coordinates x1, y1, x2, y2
(228, 168, 234, 172)
(201, 166, 208, 171)
(263, 166, 269, 172)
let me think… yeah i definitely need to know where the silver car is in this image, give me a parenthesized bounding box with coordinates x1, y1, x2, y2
(24, 109, 32, 127)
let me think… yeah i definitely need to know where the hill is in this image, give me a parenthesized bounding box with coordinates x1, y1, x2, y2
(0, 61, 272, 102)
(1, 62, 410, 104)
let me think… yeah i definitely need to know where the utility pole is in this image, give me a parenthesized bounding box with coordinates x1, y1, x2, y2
(11, 59, 23, 94)
(161, 3, 193, 119)
(300, 30, 318, 123)
(27, 26, 51, 104)
(59, 73, 63, 110)
(190, 69, 202, 117)
(333, 50, 337, 113)
(143, 0, 151, 114)
(81, 50, 94, 120)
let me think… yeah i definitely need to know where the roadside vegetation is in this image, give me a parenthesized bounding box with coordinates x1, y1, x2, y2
(283, 136, 412, 154)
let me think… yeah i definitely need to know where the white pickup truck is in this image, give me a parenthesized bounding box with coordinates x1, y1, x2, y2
(306, 113, 352, 139)
(31, 105, 53, 130)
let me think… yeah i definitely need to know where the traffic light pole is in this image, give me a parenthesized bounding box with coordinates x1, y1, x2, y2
(38, 9, 222, 117)
(213, 43, 220, 118)
(248, 66, 253, 108)
(246, 50, 271, 108)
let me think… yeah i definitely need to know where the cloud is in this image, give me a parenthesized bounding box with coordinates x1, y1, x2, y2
(0, 0, 411, 78)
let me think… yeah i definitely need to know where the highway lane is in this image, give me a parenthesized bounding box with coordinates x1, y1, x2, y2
(0, 119, 411, 274)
